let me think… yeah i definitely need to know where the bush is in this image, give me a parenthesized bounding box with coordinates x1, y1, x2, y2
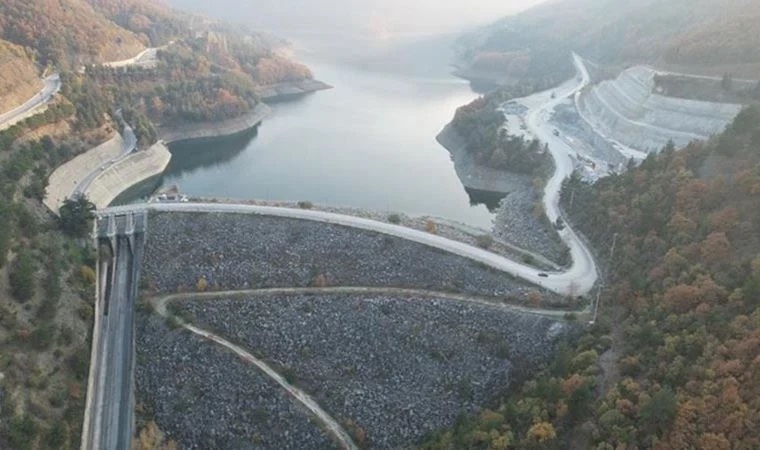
(30, 325, 56, 350)
(59, 196, 96, 238)
(6, 415, 37, 450)
(425, 220, 437, 234)
(297, 201, 313, 209)
(79, 265, 96, 285)
(387, 214, 402, 224)
(476, 234, 494, 249)
(196, 277, 208, 292)
(9, 249, 36, 302)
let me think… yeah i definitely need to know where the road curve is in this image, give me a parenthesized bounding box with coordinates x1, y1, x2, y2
(73, 121, 138, 197)
(104, 199, 596, 297)
(523, 53, 599, 296)
(0, 74, 62, 130)
(151, 294, 359, 450)
(100, 53, 601, 298)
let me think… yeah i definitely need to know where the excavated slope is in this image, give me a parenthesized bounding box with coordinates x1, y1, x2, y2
(578, 66, 742, 153)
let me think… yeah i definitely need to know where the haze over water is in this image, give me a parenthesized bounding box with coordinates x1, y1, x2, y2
(159, 1, 541, 228)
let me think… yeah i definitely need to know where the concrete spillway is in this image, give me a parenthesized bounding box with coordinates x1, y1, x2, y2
(44, 134, 127, 213)
(83, 213, 146, 450)
(578, 65, 742, 153)
(85, 142, 171, 210)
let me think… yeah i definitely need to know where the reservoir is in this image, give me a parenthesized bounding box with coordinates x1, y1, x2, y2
(157, 36, 496, 228)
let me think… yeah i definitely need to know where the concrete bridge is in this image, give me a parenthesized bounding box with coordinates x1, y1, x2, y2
(81, 212, 146, 450)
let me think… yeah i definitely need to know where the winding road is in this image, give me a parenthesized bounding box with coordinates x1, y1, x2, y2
(102, 56, 601, 298)
(0, 74, 61, 131)
(106, 196, 598, 297)
(86, 51, 605, 450)
(151, 292, 359, 450)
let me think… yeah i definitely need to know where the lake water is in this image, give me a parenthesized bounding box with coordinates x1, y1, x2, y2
(157, 37, 496, 228)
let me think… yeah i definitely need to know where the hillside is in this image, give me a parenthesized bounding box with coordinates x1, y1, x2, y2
(0, 1, 318, 448)
(422, 106, 760, 448)
(0, 40, 41, 113)
(0, 0, 147, 68)
(458, 0, 760, 85)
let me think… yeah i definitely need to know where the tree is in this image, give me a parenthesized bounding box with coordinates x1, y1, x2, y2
(640, 387, 677, 437)
(9, 249, 36, 302)
(59, 195, 96, 238)
(527, 422, 556, 443)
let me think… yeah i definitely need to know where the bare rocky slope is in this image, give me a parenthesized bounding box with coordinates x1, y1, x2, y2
(137, 292, 576, 449)
(578, 65, 742, 153)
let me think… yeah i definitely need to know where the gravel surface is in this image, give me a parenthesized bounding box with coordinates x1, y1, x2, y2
(171, 293, 578, 449)
(135, 313, 340, 450)
(551, 103, 626, 165)
(492, 183, 570, 267)
(187, 197, 560, 269)
(142, 212, 554, 302)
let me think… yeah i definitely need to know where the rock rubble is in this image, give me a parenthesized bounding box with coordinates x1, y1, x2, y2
(169, 293, 576, 449)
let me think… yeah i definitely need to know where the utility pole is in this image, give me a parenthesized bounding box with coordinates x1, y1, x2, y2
(569, 188, 576, 209)
(591, 232, 619, 325)
(609, 232, 619, 260)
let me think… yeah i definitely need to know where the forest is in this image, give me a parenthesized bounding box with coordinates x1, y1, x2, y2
(0, 1, 318, 447)
(460, 0, 760, 84)
(423, 106, 760, 448)
(452, 91, 547, 175)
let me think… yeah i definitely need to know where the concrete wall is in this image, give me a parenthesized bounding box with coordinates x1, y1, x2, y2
(578, 66, 742, 153)
(44, 134, 125, 213)
(158, 103, 271, 144)
(85, 142, 171, 210)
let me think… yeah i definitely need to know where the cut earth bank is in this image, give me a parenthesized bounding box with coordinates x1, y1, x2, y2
(136, 211, 581, 449)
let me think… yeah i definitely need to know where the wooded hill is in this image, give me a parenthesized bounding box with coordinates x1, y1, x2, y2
(422, 106, 760, 448)
(0, 2, 314, 448)
(0, 40, 41, 113)
(459, 0, 760, 84)
(0, 0, 147, 68)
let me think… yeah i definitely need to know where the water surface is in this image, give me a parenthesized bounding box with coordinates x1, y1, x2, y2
(159, 40, 496, 228)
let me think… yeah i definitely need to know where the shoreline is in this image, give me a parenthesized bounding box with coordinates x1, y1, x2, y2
(255, 79, 333, 102)
(65, 78, 329, 211)
(436, 123, 516, 195)
(437, 121, 570, 266)
(157, 103, 272, 145)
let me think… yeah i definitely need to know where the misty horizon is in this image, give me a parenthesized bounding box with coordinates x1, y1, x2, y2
(168, 0, 546, 36)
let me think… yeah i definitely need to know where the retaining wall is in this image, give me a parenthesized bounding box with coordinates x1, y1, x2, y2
(44, 134, 125, 213)
(85, 142, 171, 210)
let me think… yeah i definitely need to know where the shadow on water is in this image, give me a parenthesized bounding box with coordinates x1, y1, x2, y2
(163, 126, 259, 177)
(111, 126, 259, 205)
(465, 187, 506, 212)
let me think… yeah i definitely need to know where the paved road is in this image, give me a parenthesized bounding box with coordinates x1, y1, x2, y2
(73, 120, 138, 197)
(83, 214, 145, 450)
(151, 293, 359, 450)
(648, 66, 757, 83)
(103, 47, 161, 69)
(0, 74, 61, 130)
(89, 235, 138, 450)
(105, 196, 598, 296)
(520, 54, 599, 297)
(572, 56, 649, 161)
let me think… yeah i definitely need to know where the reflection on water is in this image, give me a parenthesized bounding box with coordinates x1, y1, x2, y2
(466, 188, 506, 212)
(150, 38, 500, 229)
(164, 127, 259, 177)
